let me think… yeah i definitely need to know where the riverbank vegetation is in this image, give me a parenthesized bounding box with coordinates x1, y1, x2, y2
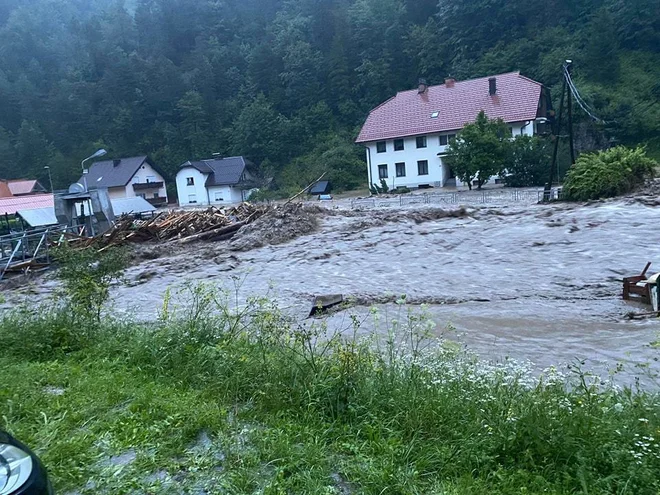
(562, 146, 657, 201)
(1, 271, 659, 493)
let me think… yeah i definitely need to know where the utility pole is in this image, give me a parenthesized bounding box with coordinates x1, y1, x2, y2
(544, 60, 573, 201)
(44, 166, 54, 193)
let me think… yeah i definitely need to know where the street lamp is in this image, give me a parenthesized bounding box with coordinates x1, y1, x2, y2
(43, 166, 54, 193)
(81, 149, 107, 192)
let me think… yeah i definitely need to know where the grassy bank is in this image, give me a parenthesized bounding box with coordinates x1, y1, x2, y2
(1, 287, 660, 494)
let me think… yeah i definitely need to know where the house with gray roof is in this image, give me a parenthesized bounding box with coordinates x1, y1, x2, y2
(78, 155, 168, 207)
(175, 156, 255, 206)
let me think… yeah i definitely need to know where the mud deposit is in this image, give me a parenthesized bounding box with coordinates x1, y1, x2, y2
(6, 199, 660, 384)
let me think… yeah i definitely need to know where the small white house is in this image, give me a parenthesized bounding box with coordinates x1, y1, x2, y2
(175, 156, 254, 206)
(79, 156, 168, 206)
(356, 72, 551, 189)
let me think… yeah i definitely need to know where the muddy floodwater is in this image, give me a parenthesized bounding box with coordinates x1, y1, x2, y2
(7, 197, 660, 384)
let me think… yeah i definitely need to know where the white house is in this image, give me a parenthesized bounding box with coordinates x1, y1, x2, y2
(175, 156, 255, 206)
(356, 72, 551, 189)
(79, 155, 168, 206)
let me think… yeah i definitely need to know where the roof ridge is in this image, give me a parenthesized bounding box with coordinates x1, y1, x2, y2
(516, 73, 544, 87)
(95, 155, 148, 162)
(366, 95, 396, 114)
(396, 71, 526, 95)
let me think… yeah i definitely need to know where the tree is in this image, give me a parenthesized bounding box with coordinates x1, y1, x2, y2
(0, 0, 656, 196)
(230, 94, 291, 167)
(445, 111, 511, 190)
(503, 135, 551, 187)
(177, 90, 211, 158)
(583, 8, 619, 83)
(15, 120, 54, 179)
(0, 127, 16, 178)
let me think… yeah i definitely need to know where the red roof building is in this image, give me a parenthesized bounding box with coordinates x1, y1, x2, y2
(0, 194, 54, 216)
(6, 179, 47, 196)
(356, 72, 550, 189)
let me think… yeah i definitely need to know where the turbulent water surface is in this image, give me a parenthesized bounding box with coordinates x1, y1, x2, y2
(6, 197, 660, 384)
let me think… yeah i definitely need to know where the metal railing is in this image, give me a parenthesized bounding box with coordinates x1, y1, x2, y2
(350, 188, 547, 209)
(0, 225, 80, 281)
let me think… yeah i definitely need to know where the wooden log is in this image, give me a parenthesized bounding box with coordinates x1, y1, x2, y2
(178, 221, 245, 244)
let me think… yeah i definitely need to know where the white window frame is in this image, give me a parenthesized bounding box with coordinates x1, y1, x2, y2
(188, 194, 197, 204)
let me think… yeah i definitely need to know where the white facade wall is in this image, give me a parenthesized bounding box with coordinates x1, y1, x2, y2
(208, 185, 244, 205)
(128, 162, 168, 202)
(98, 162, 167, 202)
(365, 121, 533, 189)
(107, 187, 128, 200)
(176, 168, 210, 206)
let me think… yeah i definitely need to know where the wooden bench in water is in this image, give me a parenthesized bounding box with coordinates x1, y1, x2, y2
(623, 262, 653, 305)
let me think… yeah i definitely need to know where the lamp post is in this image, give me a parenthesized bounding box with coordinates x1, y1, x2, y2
(43, 166, 54, 193)
(81, 149, 107, 192)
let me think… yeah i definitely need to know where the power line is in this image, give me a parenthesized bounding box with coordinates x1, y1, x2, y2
(562, 66, 607, 124)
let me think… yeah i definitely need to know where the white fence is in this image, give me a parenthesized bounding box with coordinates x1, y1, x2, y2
(350, 189, 546, 209)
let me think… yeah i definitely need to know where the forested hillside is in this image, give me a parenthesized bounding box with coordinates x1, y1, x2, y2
(0, 0, 658, 193)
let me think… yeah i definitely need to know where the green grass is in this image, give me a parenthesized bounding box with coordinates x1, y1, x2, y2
(1, 287, 660, 494)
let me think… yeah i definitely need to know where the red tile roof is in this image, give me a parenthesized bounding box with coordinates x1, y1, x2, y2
(7, 179, 43, 196)
(356, 72, 543, 143)
(0, 182, 12, 198)
(0, 194, 54, 216)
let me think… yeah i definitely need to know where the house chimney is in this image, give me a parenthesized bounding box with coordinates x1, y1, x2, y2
(489, 77, 497, 96)
(445, 78, 455, 88)
(418, 78, 428, 94)
(113, 159, 121, 167)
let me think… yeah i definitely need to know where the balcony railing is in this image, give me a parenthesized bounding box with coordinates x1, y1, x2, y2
(133, 181, 164, 190)
(146, 197, 167, 206)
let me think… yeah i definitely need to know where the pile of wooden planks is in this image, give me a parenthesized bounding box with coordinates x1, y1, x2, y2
(89, 203, 268, 248)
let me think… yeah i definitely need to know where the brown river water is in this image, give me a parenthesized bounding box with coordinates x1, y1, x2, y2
(5, 197, 660, 385)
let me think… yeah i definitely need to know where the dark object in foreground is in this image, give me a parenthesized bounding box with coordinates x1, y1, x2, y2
(308, 180, 332, 196)
(0, 430, 53, 494)
(622, 262, 654, 305)
(309, 294, 344, 317)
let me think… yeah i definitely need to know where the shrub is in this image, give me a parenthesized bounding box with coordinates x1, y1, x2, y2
(562, 146, 656, 201)
(53, 244, 128, 322)
(379, 178, 389, 193)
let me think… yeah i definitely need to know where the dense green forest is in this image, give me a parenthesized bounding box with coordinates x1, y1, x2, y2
(0, 0, 658, 193)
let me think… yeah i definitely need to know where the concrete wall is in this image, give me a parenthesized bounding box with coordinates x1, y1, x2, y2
(364, 121, 534, 190)
(176, 168, 210, 205)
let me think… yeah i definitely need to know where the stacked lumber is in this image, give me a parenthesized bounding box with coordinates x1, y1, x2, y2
(90, 203, 267, 248)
